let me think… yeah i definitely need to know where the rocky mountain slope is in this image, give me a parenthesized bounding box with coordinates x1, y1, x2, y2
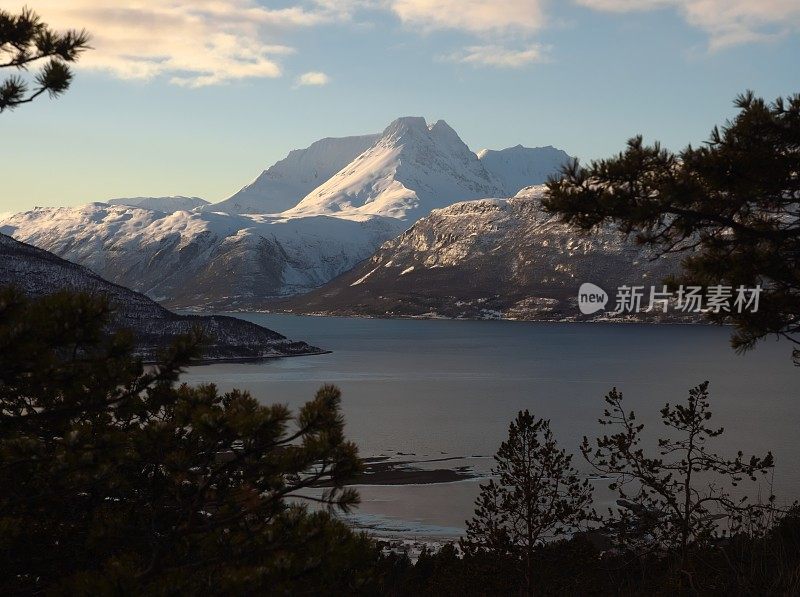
(207, 134, 381, 214)
(0, 233, 322, 360)
(280, 187, 681, 320)
(107, 196, 209, 212)
(0, 204, 404, 310)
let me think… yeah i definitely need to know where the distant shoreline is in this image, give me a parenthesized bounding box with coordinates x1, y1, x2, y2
(150, 349, 331, 367)
(182, 307, 712, 327)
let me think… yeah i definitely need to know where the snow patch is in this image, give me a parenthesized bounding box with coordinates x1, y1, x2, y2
(350, 264, 381, 286)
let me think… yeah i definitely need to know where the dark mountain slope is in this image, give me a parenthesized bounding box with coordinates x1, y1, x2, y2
(0, 233, 322, 360)
(279, 187, 683, 321)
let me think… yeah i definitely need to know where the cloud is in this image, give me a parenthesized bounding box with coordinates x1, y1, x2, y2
(27, 1, 350, 87)
(389, 0, 546, 35)
(388, 0, 548, 71)
(577, 0, 800, 49)
(446, 44, 548, 68)
(295, 71, 331, 86)
(402, 0, 800, 50)
(574, 0, 672, 9)
(23, 0, 792, 89)
(22, 0, 554, 82)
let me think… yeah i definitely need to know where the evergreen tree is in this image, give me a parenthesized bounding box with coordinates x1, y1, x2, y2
(542, 92, 800, 364)
(0, 7, 89, 112)
(462, 411, 594, 596)
(582, 382, 775, 575)
(0, 287, 377, 593)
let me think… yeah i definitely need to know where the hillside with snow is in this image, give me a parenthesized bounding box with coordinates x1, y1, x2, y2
(478, 145, 572, 196)
(208, 134, 380, 214)
(285, 117, 506, 221)
(280, 186, 682, 320)
(0, 232, 322, 360)
(107, 196, 209, 212)
(0, 205, 403, 310)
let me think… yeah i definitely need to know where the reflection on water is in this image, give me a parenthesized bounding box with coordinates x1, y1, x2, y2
(181, 315, 799, 538)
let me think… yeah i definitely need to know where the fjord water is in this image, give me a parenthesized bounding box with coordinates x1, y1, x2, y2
(181, 315, 799, 536)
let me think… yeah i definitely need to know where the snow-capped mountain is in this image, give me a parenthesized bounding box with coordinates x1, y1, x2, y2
(1, 119, 575, 310)
(280, 186, 681, 320)
(478, 145, 572, 196)
(206, 118, 571, 221)
(285, 118, 507, 221)
(0, 205, 404, 310)
(207, 134, 381, 214)
(0, 232, 321, 360)
(106, 196, 209, 212)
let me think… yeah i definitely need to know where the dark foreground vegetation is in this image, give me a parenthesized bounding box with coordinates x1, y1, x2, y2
(380, 513, 800, 596)
(0, 289, 372, 593)
(1, 288, 798, 595)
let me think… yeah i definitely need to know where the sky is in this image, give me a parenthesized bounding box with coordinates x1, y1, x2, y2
(1, 0, 799, 213)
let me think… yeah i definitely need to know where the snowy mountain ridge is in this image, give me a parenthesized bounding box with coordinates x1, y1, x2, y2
(106, 196, 209, 212)
(477, 145, 572, 197)
(0, 204, 404, 309)
(208, 134, 381, 215)
(200, 116, 572, 221)
(286, 117, 508, 221)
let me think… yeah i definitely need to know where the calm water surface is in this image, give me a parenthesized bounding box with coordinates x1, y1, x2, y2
(181, 315, 799, 537)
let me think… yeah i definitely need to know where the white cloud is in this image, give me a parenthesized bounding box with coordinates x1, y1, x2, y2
(295, 71, 331, 86)
(21, 0, 793, 88)
(26, 1, 351, 87)
(387, 0, 548, 70)
(575, 0, 672, 9)
(446, 44, 548, 68)
(577, 0, 800, 49)
(390, 0, 547, 34)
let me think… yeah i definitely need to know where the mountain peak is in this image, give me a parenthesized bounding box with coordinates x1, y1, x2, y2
(205, 133, 380, 215)
(429, 119, 453, 132)
(428, 119, 464, 146)
(380, 116, 431, 143)
(380, 117, 462, 146)
(197, 118, 572, 223)
(387, 116, 428, 129)
(286, 116, 502, 221)
(478, 145, 573, 196)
